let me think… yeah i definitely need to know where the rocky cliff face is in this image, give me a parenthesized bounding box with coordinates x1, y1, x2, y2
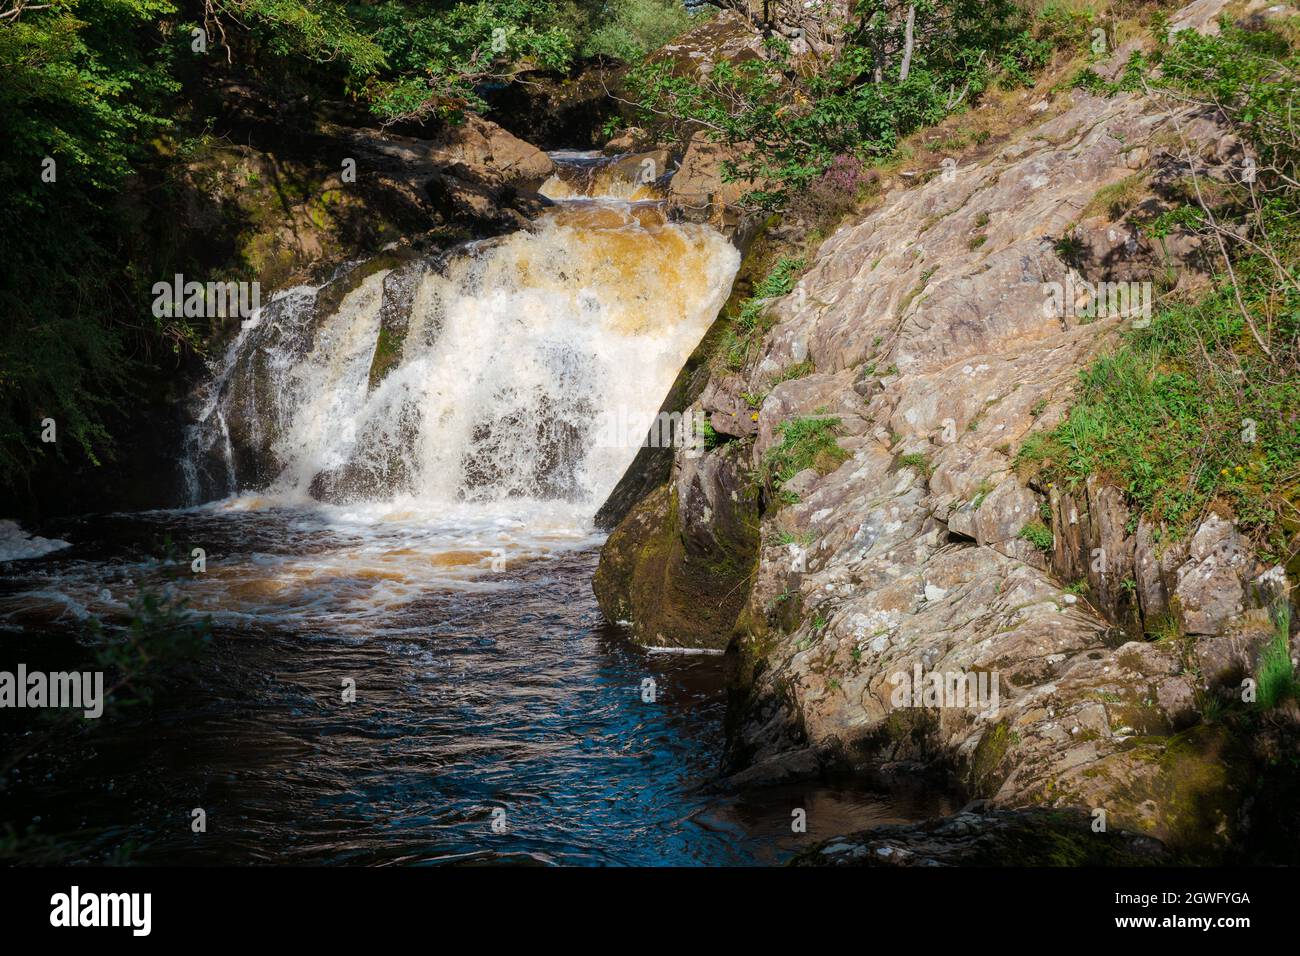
(595, 0, 1298, 858)
(180, 107, 555, 296)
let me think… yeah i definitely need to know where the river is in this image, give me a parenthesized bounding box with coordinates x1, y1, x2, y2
(0, 152, 956, 865)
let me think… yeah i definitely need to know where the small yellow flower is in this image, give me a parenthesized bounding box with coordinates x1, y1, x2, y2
(751, 412, 759, 422)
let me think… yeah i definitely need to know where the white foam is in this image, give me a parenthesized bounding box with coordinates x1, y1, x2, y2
(0, 520, 70, 562)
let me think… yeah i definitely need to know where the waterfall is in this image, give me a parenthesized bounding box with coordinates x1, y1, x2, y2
(182, 182, 738, 525)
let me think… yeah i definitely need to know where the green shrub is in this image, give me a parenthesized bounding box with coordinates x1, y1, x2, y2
(721, 257, 808, 372)
(624, 0, 1070, 207)
(772, 360, 815, 385)
(898, 452, 933, 478)
(752, 257, 805, 298)
(576, 0, 697, 61)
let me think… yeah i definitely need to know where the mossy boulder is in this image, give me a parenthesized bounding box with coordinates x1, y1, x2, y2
(593, 441, 760, 649)
(1103, 724, 1251, 859)
(178, 143, 432, 295)
(366, 257, 429, 388)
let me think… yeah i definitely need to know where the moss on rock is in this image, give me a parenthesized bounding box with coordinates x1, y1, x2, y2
(593, 445, 760, 649)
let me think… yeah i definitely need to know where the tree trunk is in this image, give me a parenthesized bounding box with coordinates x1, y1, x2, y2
(898, 3, 916, 82)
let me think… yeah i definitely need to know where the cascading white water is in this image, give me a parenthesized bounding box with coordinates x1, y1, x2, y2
(183, 175, 739, 537)
(153, 152, 745, 613)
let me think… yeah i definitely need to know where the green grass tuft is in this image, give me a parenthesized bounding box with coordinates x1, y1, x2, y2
(764, 416, 849, 489)
(1018, 520, 1054, 552)
(1257, 604, 1297, 710)
(898, 452, 934, 478)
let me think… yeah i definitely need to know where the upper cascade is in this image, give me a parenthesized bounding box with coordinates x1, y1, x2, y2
(537, 149, 672, 202)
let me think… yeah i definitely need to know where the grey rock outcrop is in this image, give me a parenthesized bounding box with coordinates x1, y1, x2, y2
(596, 0, 1295, 856)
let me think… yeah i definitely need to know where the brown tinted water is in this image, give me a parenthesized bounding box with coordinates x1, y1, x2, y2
(0, 508, 957, 865)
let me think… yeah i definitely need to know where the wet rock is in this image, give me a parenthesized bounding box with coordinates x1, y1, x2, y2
(343, 117, 555, 234)
(603, 149, 672, 189)
(593, 442, 760, 649)
(427, 161, 537, 230)
(795, 808, 1170, 866)
(368, 258, 429, 388)
(426, 114, 555, 183)
(603, 127, 654, 155)
(309, 462, 389, 504)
